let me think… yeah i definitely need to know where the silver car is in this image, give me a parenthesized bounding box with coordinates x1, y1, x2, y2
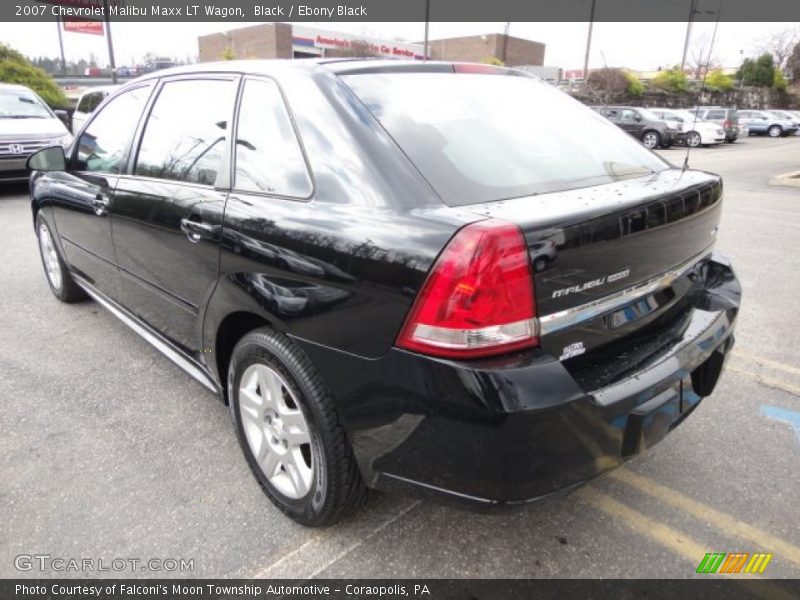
(0, 83, 73, 182)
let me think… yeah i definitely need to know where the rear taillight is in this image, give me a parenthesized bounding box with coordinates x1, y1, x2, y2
(723, 119, 731, 129)
(396, 219, 538, 359)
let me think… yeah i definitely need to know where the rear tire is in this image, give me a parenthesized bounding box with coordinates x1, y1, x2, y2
(768, 125, 782, 138)
(35, 213, 86, 303)
(228, 327, 367, 526)
(642, 131, 660, 150)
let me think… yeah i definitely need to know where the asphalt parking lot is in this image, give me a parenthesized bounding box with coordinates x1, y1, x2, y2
(2, 135, 799, 581)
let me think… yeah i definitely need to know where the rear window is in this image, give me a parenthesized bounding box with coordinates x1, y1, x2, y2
(342, 72, 668, 206)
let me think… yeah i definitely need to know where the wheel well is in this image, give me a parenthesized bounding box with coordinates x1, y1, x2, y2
(214, 311, 271, 404)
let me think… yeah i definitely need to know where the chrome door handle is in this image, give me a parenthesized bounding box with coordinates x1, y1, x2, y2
(92, 194, 110, 215)
(180, 218, 220, 242)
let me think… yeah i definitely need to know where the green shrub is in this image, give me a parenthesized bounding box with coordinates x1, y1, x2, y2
(0, 44, 68, 108)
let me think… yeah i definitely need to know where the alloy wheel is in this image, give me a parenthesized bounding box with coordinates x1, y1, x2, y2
(38, 222, 63, 291)
(238, 363, 313, 499)
(643, 132, 658, 149)
(686, 132, 701, 147)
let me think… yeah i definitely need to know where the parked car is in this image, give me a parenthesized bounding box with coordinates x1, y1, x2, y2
(530, 239, 557, 272)
(765, 110, 800, 134)
(738, 110, 798, 137)
(594, 106, 676, 149)
(71, 85, 119, 134)
(0, 83, 72, 182)
(650, 108, 725, 147)
(689, 107, 741, 142)
(27, 60, 740, 526)
(141, 60, 177, 73)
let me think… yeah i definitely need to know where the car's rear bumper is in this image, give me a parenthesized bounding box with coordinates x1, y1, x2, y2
(296, 252, 740, 505)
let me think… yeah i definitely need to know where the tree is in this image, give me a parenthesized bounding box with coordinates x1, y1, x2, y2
(481, 56, 505, 66)
(738, 53, 776, 87)
(624, 71, 644, 96)
(221, 47, 236, 61)
(758, 27, 799, 71)
(585, 68, 629, 103)
(787, 42, 800, 80)
(705, 68, 734, 91)
(651, 66, 689, 93)
(773, 69, 788, 92)
(0, 44, 67, 108)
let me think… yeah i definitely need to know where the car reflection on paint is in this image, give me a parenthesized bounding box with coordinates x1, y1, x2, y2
(234, 272, 351, 318)
(530, 239, 557, 272)
(225, 229, 355, 282)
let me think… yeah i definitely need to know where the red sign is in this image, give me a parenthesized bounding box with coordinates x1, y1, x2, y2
(39, 0, 118, 7)
(63, 19, 104, 35)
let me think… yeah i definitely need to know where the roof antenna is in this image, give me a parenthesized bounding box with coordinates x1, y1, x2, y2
(684, 0, 723, 170)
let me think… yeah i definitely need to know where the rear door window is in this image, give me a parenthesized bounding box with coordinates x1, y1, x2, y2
(343, 72, 667, 206)
(233, 78, 312, 198)
(134, 78, 235, 186)
(706, 110, 725, 119)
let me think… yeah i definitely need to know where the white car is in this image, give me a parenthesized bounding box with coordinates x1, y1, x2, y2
(651, 108, 726, 147)
(0, 83, 72, 182)
(71, 85, 118, 134)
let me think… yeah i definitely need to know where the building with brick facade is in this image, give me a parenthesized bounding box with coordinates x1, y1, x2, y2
(198, 25, 545, 67)
(426, 33, 545, 67)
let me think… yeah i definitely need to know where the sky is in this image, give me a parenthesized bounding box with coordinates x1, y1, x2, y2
(0, 21, 797, 71)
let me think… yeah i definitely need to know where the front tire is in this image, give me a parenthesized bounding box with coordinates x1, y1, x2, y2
(685, 131, 702, 147)
(768, 125, 782, 138)
(35, 213, 86, 303)
(228, 328, 367, 526)
(642, 131, 660, 150)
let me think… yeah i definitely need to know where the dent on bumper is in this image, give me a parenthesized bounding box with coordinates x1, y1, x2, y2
(296, 253, 741, 505)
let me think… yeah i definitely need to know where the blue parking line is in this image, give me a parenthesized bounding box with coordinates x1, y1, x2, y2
(760, 405, 800, 447)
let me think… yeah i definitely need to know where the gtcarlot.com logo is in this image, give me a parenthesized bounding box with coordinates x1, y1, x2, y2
(696, 552, 773, 574)
(14, 554, 195, 573)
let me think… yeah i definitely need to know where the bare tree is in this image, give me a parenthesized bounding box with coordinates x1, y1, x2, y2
(758, 27, 800, 71)
(688, 34, 720, 80)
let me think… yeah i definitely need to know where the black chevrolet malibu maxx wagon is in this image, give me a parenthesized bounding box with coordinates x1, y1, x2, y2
(28, 59, 740, 525)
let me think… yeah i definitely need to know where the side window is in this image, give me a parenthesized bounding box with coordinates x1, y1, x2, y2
(707, 110, 725, 119)
(234, 78, 312, 197)
(76, 93, 94, 113)
(135, 79, 234, 185)
(75, 85, 152, 174)
(621, 109, 636, 122)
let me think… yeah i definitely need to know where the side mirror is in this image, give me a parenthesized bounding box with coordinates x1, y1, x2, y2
(634, 114, 642, 122)
(27, 146, 67, 172)
(54, 109, 70, 127)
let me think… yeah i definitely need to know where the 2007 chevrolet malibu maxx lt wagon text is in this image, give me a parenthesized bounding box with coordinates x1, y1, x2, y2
(27, 59, 741, 526)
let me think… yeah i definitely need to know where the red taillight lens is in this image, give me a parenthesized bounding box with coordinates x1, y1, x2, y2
(723, 119, 731, 129)
(396, 219, 538, 359)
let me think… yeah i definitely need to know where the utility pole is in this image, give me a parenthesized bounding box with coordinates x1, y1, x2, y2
(680, 0, 697, 71)
(583, 0, 596, 85)
(501, 21, 510, 64)
(102, 0, 117, 83)
(55, 17, 67, 75)
(423, 0, 430, 61)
